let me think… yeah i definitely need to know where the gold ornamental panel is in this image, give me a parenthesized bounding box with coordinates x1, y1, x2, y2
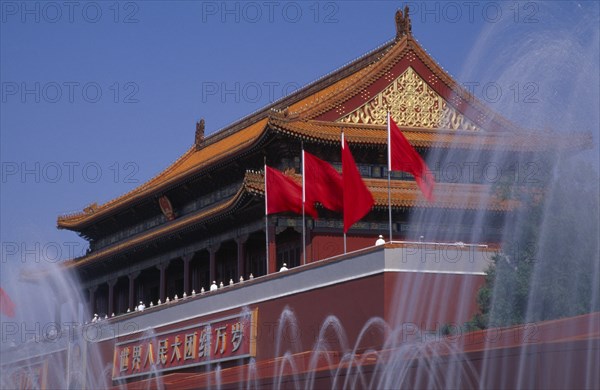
(338, 67, 481, 131)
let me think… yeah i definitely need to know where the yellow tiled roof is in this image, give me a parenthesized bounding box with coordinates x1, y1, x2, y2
(55, 37, 404, 230)
(64, 177, 256, 269)
(58, 119, 268, 228)
(245, 171, 519, 212)
(57, 32, 591, 232)
(66, 170, 517, 268)
(269, 118, 592, 152)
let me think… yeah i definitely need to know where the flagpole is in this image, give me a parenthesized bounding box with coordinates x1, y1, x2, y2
(301, 142, 307, 266)
(387, 111, 393, 242)
(264, 157, 269, 275)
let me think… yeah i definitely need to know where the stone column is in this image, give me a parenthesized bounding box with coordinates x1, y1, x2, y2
(128, 271, 140, 310)
(236, 235, 248, 279)
(182, 254, 194, 295)
(107, 278, 117, 316)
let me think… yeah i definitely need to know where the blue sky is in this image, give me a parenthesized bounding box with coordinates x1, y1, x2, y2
(1, 1, 598, 292)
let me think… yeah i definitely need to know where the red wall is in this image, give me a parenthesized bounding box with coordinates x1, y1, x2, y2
(309, 234, 378, 262)
(100, 269, 487, 388)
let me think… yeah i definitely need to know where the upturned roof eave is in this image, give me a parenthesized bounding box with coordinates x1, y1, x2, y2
(268, 118, 593, 152)
(57, 117, 274, 231)
(56, 37, 400, 231)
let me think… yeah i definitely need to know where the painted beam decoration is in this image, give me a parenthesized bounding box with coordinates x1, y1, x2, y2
(158, 195, 175, 221)
(112, 310, 257, 381)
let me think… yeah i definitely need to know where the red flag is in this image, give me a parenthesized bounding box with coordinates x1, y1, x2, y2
(0, 287, 15, 317)
(342, 135, 374, 233)
(265, 165, 318, 218)
(303, 150, 343, 214)
(388, 113, 435, 202)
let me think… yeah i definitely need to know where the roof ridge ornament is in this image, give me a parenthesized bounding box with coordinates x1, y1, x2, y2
(195, 118, 205, 149)
(395, 5, 412, 39)
(83, 202, 98, 214)
(270, 107, 301, 122)
(270, 107, 289, 118)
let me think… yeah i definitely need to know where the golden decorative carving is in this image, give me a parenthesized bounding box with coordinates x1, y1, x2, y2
(338, 67, 481, 131)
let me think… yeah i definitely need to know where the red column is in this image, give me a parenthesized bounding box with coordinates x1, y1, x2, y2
(209, 246, 217, 283)
(88, 286, 97, 317)
(306, 226, 313, 264)
(236, 235, 248, 280)
(268, 225, 277, 275)
(107, 279, 117, 316)
(128, 271, 140, 310)
(182, 254, 193, 295)
(156, 263, 168, 302)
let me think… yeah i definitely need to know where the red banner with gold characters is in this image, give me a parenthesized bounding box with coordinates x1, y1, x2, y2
(112, 309, 257, 380)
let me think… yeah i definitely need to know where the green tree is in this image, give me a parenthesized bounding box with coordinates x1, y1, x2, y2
(467, 157, 599, 329)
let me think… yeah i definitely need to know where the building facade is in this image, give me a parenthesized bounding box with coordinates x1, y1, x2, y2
(2, 10, 594, 389)
(57, 12, 586, 320)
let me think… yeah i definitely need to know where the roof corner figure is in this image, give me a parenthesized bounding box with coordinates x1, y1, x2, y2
(376, 235, 385, 246)
(395, 6, 412, 39)
(195, 118, 205, 149)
